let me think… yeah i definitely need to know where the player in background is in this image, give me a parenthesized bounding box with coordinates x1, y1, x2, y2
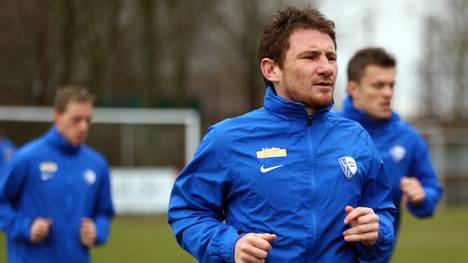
(0, 86, 115, 263)
(339, 47, 443, 262)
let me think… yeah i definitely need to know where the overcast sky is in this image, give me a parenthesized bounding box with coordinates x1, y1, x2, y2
(319, 0, 440, 117)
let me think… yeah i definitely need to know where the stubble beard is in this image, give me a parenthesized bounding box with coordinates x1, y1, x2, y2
(288, 87, 334, 110)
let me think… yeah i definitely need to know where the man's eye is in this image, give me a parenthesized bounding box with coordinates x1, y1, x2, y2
(72, 117, 85, 124)
(304, 55, 319, 60)
(372, 83, 384, 89)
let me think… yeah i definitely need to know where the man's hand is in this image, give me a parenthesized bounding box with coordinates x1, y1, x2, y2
(343, 206, 379, 246)
(80, 218, 97, 248)
(30, 217, 53, 244)
(234, 233, 276, 263)
(400, 177, 425, 206)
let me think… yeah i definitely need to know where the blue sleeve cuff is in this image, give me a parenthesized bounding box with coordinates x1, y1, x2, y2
(207, 227, 242, 262)
(407, 187, 441, 218)
(21, 217, 33, 242)
(94, 216, 112, 245)
(356, 216, 394, 261)
(6, 215, 33, 242)
(223, 233, 243, 262)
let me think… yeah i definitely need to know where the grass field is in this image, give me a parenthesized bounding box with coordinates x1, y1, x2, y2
(1, 206, 468, 262)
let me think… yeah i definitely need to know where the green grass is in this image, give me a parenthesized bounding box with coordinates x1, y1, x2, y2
(91, 216, 195, 263)
(392, 206, 468, 262)
(1, 207, 468, 262)
(0, 216, 195, 263)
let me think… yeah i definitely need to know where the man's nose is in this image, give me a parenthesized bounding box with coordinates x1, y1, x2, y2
(78, 120, 90, 131)
(382, 85, 394, 98)
(317, 56, 334, 76)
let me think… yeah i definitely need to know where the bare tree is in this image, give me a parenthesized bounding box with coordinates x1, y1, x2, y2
(421, 0, 468, 120)
(58, 0, 77, 85)
(160, 0, 217, 107)
(206, 0, 319, 110)
(138, 0, 160, 107)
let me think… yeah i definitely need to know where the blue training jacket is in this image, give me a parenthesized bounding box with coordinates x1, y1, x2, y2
(168, 87, 396, 263)
(0, 127, 115, 263)
(339, 97, 443, 234)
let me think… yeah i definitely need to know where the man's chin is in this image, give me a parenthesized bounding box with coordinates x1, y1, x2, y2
(72, 138, 86, 146)
(381, 114, 392, 120)
(374, 112, 392, 120)
(308, 97, 334, 108)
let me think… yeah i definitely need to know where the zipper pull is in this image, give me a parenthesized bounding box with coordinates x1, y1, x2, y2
(307, 115, 313, 126)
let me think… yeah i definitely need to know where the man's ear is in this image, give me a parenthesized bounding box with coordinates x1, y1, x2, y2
(260, 58, 280, 83)
(53, 110, 61, 124)
(347, 81, 359, 99)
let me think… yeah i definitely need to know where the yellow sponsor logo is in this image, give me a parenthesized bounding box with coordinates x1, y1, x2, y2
(39, 162, 58, 173)
(256, 147, 287, 159)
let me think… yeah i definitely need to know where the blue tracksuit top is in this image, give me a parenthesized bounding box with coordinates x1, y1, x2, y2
(0, 127, 115, 263)
(168, 87, 396, 263)
(339, 96, 443, 234)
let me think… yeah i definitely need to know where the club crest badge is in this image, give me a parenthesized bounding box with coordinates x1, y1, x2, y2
(83, 169, 96, 186)
(338, 156, 357, 181)
(390, 145, 406, 163)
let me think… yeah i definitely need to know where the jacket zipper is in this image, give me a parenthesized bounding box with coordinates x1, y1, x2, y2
(307, 117, 318, 257)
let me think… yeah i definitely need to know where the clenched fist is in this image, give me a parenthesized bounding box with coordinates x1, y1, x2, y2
(343, 206, 379, 246)
(400, 177, 425, 206)
(234, 233, 276, 263)
(30, 217, 53, 244)
(80, 218, 97, 248)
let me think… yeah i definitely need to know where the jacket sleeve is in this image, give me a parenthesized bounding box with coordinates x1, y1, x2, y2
(168, 126, 241, 263)
(0, 155, 33, 242)
(406, 135, 443, 217)
(93, 161, 115, 245)
(356, 135, 396, 262)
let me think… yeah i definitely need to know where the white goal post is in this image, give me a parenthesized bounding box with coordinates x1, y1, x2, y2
(0, 106, 201, 214)
(0, 106, 201, 164)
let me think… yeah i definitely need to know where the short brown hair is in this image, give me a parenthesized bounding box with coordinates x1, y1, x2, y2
(347, 47, 396, 83)
(54, 86, 94, 113)
(258, 6, 336, 86)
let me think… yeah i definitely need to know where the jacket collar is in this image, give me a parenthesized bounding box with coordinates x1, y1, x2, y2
(263, 85, 333, 123)
(44, 126, 81, 154)
(341, 96, 400, 130)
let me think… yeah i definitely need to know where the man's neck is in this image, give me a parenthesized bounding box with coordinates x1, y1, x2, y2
(305, 107, 316, 116)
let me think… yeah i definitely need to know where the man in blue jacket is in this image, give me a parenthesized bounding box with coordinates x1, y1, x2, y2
(168, 7, 396, 263)
(0, 86, 115, 263)
(340, 47, 443, 261)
